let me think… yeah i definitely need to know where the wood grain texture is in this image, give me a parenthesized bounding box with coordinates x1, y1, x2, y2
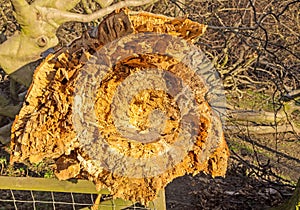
(10, 9, 228, 204)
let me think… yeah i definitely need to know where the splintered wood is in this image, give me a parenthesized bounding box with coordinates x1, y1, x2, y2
(10, 9, 229, 204)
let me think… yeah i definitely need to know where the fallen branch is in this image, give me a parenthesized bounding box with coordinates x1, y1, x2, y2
(227, 102, 300, 134)
(0, 0, 159, 86)
(227, 124, 300, 135)
(229, 110, 287, 125)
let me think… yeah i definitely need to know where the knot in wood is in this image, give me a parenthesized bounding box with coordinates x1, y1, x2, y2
(36, 35, 48, 47)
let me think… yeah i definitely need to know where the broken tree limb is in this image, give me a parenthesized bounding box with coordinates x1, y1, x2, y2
(227, 95, 300, 134)
(229, 110, 287, 125)
(10, 10, 228, 204)
(227, 102, 300, 135)
(227, 124, 300, 135)
(0, 32, 58, 75)
(0, 0, 159, 86)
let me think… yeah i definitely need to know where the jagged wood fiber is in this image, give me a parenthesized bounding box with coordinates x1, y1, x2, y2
(10, 9, 229, 204)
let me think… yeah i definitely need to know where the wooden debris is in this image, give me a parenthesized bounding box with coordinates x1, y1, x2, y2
(54, 154, 81, 180)
(10, 9, 228, 204)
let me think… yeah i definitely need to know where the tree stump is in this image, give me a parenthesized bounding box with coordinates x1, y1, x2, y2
(10, 9, 229, 204)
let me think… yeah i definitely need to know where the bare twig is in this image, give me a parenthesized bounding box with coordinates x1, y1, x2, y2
(37, 0, 159, 23)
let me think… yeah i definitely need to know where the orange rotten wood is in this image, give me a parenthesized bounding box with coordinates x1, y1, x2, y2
(10, 9, 229, 204)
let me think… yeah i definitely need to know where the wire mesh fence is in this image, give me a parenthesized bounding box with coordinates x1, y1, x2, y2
(0, 189, 159, 210)
(0, 190, 97, 210)
(0, 176, 164, 210)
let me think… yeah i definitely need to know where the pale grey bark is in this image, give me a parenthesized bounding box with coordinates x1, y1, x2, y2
(0, 0, 158, 82)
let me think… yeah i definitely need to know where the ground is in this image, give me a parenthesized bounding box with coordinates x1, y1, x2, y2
(0, 0, 299, 209)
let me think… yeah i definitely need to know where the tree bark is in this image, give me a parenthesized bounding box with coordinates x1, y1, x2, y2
(0, 0, 159, 86)
(9, 10, 227, 204)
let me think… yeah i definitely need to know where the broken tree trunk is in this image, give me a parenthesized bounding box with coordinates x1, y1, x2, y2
(10, 9, 229, 204)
